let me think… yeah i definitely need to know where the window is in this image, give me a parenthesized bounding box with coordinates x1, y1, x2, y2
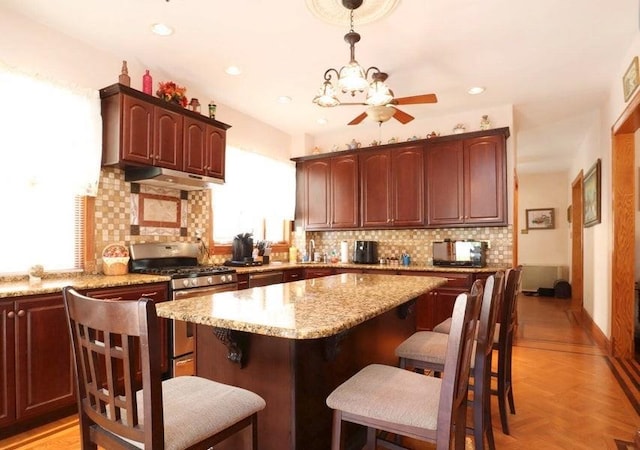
(212, 146, 295, 244)
(0, 65, 101, 275)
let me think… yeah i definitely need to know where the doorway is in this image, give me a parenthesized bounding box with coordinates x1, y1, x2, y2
(611, 94, 638, 359)
(571, 174, 584, 311)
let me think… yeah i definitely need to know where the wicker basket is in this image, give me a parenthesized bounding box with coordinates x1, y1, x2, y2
(102, 244, 130, 276)
(102, 257, 130, 276)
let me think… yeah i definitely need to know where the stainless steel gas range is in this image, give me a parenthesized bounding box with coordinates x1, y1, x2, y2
(129, 242, 238, 377)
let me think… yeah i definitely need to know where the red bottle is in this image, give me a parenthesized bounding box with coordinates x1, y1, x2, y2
(142, 70, 152, 94)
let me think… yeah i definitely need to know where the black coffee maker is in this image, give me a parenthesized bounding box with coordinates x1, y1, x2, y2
(225, 233, 262, 266)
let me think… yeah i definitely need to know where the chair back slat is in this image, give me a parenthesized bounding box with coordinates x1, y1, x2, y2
(436, 286, 482, 443)
(477, 271, 505, 356)
(63, 286, 164, 448)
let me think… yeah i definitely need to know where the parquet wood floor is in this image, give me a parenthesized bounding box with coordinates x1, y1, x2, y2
(1, 295, 638, 450)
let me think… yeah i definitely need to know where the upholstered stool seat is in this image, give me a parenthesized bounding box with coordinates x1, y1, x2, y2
(327, 364, 442, 431)
(129, 376, 266, 450)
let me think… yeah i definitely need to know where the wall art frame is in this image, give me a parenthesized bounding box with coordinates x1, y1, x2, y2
(583, 158, 601, 228)
(526, 208, 555, 230)
(623, 56, 639, 102)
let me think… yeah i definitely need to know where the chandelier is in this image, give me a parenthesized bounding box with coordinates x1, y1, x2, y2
(312, 0, 394, 108)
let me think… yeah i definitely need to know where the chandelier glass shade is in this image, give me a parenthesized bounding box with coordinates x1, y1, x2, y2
(313, 3, 393, 108)
(366, 105, 395, 123)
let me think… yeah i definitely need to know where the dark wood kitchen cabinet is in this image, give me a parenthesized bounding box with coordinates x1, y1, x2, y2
(101, 83, 230, 180)
(183, 116, 226, 180)
(84, 283, 170, 376)
(397, 271, 483, 330)
(105, 91, 183, 170)
(300, 154, 359, 230)
(426, 131, 507, 227)
(0, 293, 75, 431)
(360, 144, 425, 228)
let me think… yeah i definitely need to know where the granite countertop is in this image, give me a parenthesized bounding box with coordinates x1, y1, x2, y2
(0, 273, 171, 299)
(0, 262, 503, 299)
(155, 273, 447, 339)
(231, 261, 506, 274)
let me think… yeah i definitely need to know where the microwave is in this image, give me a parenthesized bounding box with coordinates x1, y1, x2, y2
(432, 240, 487, 267)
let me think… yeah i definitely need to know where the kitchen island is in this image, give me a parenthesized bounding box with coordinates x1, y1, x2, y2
(156, 272, 446, 450)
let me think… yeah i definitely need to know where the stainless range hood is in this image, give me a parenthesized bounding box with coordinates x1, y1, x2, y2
(124, 166, 222, 191)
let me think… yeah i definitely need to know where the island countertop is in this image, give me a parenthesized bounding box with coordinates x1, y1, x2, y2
(156, 273, 446, 339)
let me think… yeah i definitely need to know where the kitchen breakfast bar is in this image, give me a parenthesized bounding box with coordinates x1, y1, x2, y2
(155, 272, 446, 450)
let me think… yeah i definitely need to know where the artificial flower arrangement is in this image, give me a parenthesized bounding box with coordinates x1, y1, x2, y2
(156, 81, 188, 107)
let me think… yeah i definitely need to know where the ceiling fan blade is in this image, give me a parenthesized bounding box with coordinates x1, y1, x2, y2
(393, 107, 415, 124)
(348, 112, 368, 125)
(394, 94, 438, 105)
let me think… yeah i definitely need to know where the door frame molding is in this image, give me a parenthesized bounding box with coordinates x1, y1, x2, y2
(571, 173, 584, 311)
(611, 92, 639, 358)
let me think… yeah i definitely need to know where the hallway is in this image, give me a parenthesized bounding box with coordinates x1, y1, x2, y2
(492, 294, 639, 449)
(0, 294, 638, 449)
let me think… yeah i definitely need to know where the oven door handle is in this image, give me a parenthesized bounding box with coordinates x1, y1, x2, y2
(173, 283, 238, 299)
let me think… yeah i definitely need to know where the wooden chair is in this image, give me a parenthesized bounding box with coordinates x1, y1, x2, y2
(432, 266, 522, 435)
(394, 272, 505, 450)
(326, 289, 482, 450)
(62, 286, 266, 450)
(490, 266, 522, 435)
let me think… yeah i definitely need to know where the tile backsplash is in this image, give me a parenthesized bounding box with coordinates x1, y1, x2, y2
(304, 227, 513, 266)
(94, 167, 513, 271)
(94, 167, 210, 271)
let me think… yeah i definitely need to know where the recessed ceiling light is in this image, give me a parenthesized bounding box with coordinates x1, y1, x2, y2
(225, 66, 242, 76)
(151, 23, 174, 36)
(467, 86, 485, 95)
(317, 118, 328, 125)
(277, 96, 292, 104)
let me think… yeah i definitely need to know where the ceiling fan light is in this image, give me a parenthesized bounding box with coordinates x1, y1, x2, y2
(366, 105, 395, 123)
(365, 80, 393, 106)
(338, 62, 369, 94)
(313, 81, 340, 107)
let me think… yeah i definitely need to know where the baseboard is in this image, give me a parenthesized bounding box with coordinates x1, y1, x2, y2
(574, 307, 612, 355)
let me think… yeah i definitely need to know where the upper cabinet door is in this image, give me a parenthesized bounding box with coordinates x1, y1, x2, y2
(360, 150, 392, 228)
(464, 135, 506, 225)
(121, 95, 154, 164)
(153, 106, 183, 170)
(426, 140, 465, 226)
(331, 155, 359, 228)
(304, 159, 331, 230)
(183, 116, 207, 175)
(391, 145, 425, 227)
(181, 117, 226, 180)
(205, 125, 226, 180)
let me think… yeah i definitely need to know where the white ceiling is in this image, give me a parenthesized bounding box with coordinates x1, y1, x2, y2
(3, 0, 638, 172)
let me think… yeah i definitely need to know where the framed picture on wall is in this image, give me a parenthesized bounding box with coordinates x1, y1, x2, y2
(623, 56, 639, 102)
(526, 208, 555, 229)
(583, 158, 601, 228)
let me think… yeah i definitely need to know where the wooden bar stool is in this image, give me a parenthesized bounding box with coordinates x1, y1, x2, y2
(395, 272, 505, 450)
(326, 289, 482, 450)
(62, 286, 266, 450)
(432, 266, 522, 435)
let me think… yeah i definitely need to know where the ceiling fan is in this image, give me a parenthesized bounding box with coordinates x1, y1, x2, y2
(344, 73, 438, 125)
(310, 0, 438, 126)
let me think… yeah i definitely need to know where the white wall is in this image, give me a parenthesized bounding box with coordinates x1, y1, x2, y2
(518, 171, 570, 266)
(0, 8, 293, 164)
(567, 32, 640, 337)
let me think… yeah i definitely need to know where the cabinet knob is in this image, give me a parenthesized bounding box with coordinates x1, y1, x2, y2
(17, 310, 25, 317)
(7, 311, 14, 319)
